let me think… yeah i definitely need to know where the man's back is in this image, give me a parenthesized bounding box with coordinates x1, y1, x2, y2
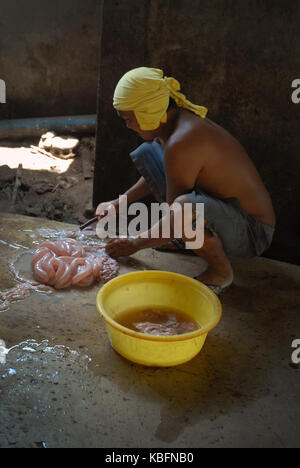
(165, 109, 276, 227)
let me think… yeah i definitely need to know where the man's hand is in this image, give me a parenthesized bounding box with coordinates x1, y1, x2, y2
(105, 237, 140, 259)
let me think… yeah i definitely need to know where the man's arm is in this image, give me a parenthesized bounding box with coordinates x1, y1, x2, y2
(96, 176, 151, 217)
(124, 176, 151, 204)
(105, 144, 201, 257)
(164, 141, 200, 204)
(133, 144, 200, 249)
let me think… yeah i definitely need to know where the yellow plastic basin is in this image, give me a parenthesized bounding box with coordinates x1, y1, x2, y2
(96, 271, 222, 367)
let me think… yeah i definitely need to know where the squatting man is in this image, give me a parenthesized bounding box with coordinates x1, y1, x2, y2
(96, 67, 276, 296)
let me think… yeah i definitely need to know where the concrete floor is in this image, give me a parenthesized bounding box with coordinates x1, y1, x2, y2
(0, 213, 299, 448)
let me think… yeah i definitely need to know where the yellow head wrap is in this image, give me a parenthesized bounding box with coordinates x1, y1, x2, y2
(113, 67, 208, 131)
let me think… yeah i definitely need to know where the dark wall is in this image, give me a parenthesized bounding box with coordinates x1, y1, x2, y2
(95, 0, 300, 264)
(94, 0, 150, 204)
(147, 0, 300, 263)
(0, 0, 102, 119)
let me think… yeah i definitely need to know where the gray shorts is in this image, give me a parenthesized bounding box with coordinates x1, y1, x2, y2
(130, 141, 275, 258)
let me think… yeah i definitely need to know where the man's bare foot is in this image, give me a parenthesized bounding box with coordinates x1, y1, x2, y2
(194, 264, 234, 289)
(190, 231, 234, 290)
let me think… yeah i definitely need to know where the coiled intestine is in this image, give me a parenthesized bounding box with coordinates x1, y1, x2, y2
(31, 238, 119, 289)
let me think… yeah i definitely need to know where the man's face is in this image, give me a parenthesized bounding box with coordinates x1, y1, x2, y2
(117, 110, 159, 141)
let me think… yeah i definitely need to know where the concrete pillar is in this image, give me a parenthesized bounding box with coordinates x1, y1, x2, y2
(93, 0, 150, 207)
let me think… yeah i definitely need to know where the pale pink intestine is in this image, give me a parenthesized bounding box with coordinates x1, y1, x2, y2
(1, 237, 118, 311)
(31, 238, 119, 290)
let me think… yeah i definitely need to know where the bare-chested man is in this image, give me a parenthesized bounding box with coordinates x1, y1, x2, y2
(96, 67, 276, 295)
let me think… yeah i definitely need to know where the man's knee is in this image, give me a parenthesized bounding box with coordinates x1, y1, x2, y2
(173, 194, 190, 205)
(173, 194, 207, 225)
(171, 195, 208, 249)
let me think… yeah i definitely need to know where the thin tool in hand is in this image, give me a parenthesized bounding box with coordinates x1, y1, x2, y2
(79, 216, 98, 231)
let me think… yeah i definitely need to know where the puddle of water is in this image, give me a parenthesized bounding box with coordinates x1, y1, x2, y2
(37, 228, 98, 240)
(37, 228, 110, 250)
(0, 339, 9, 363)
(0, 337, 118, 448)
(0, 226, 149, 314)
(1, 368, 17, 378)
(0, 239, 28, 250)
(10, 251, 35, 283)
(0, 251, 52, 312)
(1, 339, 91, 378)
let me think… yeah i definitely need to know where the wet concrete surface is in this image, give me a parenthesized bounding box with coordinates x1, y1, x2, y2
(0, 213, 299, 448)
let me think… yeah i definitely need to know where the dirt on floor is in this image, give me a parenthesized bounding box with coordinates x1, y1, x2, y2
(0, 135, 96, 225)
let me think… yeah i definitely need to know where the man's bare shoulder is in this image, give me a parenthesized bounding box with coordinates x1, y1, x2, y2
(163, 112, 207, 187)
(165, 111, 208, 160)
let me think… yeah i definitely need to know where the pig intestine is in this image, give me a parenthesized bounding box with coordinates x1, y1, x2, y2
(31, 238, 119, 289)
